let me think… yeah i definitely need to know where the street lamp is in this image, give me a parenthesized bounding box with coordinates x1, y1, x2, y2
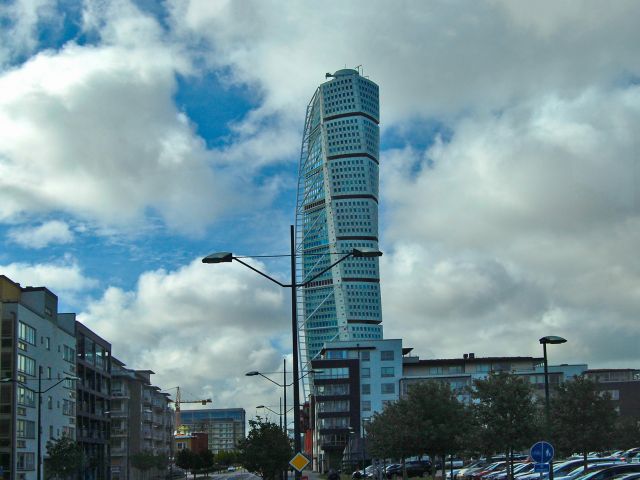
(256, 403, 284, 429)
(539, 335, 567, 480)
(204, 224, 380, 465)
(2, 368, 80, 480)
(246, 367, 323, 438)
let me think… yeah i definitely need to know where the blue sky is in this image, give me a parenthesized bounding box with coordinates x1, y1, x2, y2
(2, 0, 640, 414)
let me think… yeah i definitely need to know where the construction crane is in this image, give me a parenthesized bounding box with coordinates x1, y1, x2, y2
(171, 386, 212, 432)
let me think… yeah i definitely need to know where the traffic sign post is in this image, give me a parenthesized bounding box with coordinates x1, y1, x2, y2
(290, 452, 311, 473)
(530, 441, 554, 464)
(534, 464, 550, 473)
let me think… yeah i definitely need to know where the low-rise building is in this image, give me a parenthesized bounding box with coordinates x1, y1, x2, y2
(401, 353, 587, 403)
(585, 369, 640, 418)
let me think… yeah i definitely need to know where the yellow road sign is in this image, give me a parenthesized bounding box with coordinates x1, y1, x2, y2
(289, 452, 310, 472)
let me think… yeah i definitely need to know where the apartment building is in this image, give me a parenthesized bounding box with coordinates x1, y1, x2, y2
(110, 358, 173, 480)
(179, 409, 245, 453)
(0, 275, 77, 480)
(75, 320, 111, 480)
(401, 353, 587, 403)
(310, 339, 405, 472)
(585, 368, 640, 418)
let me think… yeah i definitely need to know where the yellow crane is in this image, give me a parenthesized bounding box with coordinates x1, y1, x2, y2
(172, 386, 212, 432)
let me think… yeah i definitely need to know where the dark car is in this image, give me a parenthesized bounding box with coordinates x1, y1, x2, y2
(386, 460, 433, 478)
(575, 465, 640, 480)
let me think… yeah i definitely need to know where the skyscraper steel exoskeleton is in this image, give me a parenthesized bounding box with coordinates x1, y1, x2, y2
(295, 68, 383, 390)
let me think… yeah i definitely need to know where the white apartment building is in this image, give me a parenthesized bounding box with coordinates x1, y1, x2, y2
(0, 275, 77, 480)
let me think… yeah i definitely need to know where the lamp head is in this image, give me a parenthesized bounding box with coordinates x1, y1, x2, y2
(202, 252, 233, 264)
(256, 405, 265, 409)
(310, 369, 324, 374)
(0, 377, 12, 383)
(352, 248, 382, 258)
(245, 371, 260, 377)
(539, 336, 567, 345)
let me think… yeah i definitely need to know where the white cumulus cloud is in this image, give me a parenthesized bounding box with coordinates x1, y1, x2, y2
(8, 220, 74, 248)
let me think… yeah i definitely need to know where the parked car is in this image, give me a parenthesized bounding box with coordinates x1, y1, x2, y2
(488, 462, 534, 480)
(517, 458, 626, 480)
(574, 464, 640, 480)
(386, 460, 433, 478)
(556, 463, 625, 480)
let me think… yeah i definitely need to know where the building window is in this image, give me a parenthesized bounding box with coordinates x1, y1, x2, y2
(47, 396, 53, 410)
(17, 354, 36, 376)
(381, 367, 395, 377)
(17, 387, 35, 407)
(16, 420, 36, 439)
(362, 400, 371, 412)
(44, 337, 50, 350)
(47, 367, 52, 379)
(361, 368, 370, 378)
(18, 322, 36, 345)
(381, 383, 396, 395)
(361, 351, 370, 361)
(361, 384, 370, 395)
(16, 452, 35, 471)
(381, 350, 394, 361)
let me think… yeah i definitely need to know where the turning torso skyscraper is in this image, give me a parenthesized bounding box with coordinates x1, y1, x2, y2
(295, 68, 382, 366)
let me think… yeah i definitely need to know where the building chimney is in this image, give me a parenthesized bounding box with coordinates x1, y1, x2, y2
(469, 353, 475, 359)
(463, 354, 468, 359)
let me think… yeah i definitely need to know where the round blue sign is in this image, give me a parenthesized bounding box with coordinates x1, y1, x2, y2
(530, 441, 554, 463)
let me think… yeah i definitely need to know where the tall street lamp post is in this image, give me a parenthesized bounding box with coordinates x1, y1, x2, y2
(2, 367, 79, 480)
(246, 368, 323, 435)
(204, 224, 381, 464)
(539, 335, 567, 480)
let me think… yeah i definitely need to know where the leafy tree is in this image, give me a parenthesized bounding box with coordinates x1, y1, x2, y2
(406, 381, 470, 478)
(237, 419, 292, 480)
(551, 376, 618, 469)
(44, 436, 84, 480)
(217, 450, 239, 466)
(613, 416, 640, 450)
(130, 451, 157, 480)
(199, 450, 215, 474)
(472, 373, 540, 480)
(366, 400, 422, 478)
(175, 449, 206, 477)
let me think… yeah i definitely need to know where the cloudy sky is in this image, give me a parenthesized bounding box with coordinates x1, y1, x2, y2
(2, 0, 639, 419)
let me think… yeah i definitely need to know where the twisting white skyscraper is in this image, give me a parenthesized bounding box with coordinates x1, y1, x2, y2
(295, 68, 382, 370)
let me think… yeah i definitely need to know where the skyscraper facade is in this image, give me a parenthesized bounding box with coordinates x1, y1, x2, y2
(295, 68, 382, 367)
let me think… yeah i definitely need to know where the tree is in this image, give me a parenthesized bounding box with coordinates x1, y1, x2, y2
(613, 416, 640, 450)
(217, 450, 238, 466)
(199, 450, 215, 474)
(130, 451, 157, 480)
(45, 436, 84, 480)
(366, 400, 422, 478)
(237, 419, 292, 480)
(175, 449, 202, 477)
(551, 376, 618, 469)
(472, 373, 540, 480)
(405, 381, 470, 478)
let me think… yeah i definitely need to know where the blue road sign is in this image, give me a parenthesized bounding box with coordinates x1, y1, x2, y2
(530, 441, 555, 463)
(534, 464, 550, 473)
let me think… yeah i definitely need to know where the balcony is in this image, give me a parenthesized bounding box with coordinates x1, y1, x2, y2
(112, 428, 128, 437)
(110, 410, 128, 418)
(111, 390, 129, 398)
